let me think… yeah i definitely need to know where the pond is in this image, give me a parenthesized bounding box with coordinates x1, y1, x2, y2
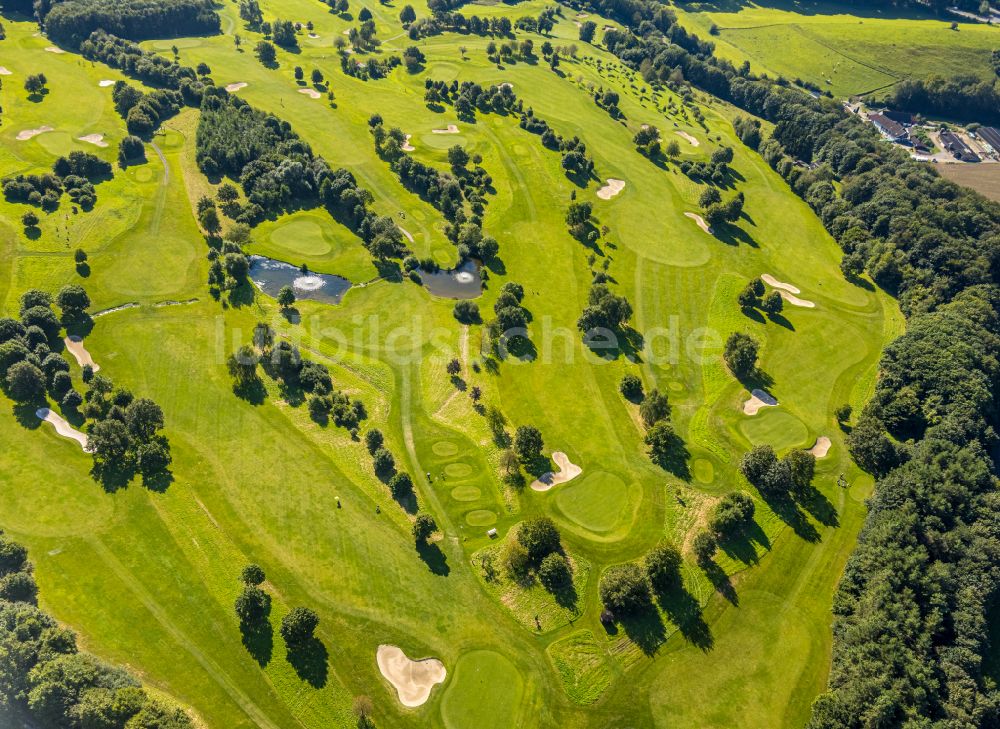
(248, 256, 352, 305)
(420, 259, 482, 299)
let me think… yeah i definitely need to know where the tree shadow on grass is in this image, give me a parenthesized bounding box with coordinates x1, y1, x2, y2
(240, 618, 273, 667)
(650, 431, 692, 481)
(416, 541, 450, 576)
(233, 378, 267, 405)
(794, 484, 839, 528)
(394, 490, 419, 515)
(700, 558, 738, 606)
(619, 607, 667, 655)
(141, 468, 174, 493)
(91, 462, 135, 494)
(655, 585, 712, 651)
(712, 222, 758, 248)
(549, 579, 579, 612)
(767, 312, 795, 331)
(717, 519, 770, 566)
(12, 402, 43, 431)
(287, 636, 328, 688)
(760, 491, 820, 543)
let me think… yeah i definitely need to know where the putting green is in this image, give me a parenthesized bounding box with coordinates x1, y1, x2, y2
(440, 650, 524, 729)
(450, 485, 481, 502)
(693, 458, 714, 485)
(465, 509, 497, 526)
(131, 166, 154, 183)
(269, 217, 333, 257)
(553, 471, 635, 536)
(420, 133, 467, 150)
(36, 131, 75, 156)
(444, 462, 473, 479)
(432, 440, 459, 457)
(738, 409, 810, 453)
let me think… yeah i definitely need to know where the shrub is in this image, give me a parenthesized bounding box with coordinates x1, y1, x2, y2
(645, 542, 681, 592)
(516, 517, 561, 563)
(599, 563, 651, 615)
(619, 374, 643, 401)
(538, 552, 571, 591)
(280, 607, 319, 645)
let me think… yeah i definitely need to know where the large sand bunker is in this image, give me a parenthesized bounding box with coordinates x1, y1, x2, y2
(298, 88, 321, 99)
(399, 226, 414, 243)
(16, 126, 54, 141)
(0, 67, 13, 76)
(596, 179, 625, 200)
(743, 389, 777, 416)
(37, 408, 90, 451)
(675, 131, 699, 146)
(760, 274, 799, 294)
(45, 46, 65, 54)
(530, 452, 583, 492)
(98, 79, 115, 87)
(376, 645, 446, 707)
(225, 82, 248, 92)
(684, 211, 712, 234)
(64, 335, 99, 372)
(78, 134, 108, 148)
(779, 290, 815, 308)
(402, 134, 415, 151)
(808, 436, 831, 458)
(432, 124, 460, 134)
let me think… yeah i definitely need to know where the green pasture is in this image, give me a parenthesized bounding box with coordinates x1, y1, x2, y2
(0, 0, 904, 727)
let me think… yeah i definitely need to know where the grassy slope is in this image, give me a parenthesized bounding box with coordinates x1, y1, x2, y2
(674, 0, 1000, 97)
(0, 1, 902, 726)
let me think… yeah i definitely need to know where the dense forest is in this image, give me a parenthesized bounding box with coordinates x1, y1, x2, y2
(879, 76, 1000, 126)
(577, 0, 1000, 725)
(0, 531, 193, 727)
(41, 0, 219, 49)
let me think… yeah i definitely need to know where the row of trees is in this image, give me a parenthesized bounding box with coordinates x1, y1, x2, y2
(738, 277, 783, 316)
(599, 541, 683, 617)
(43, 0, 220, 49)
(584, 0, 1000, 722)
(0, 531, 194, 727)
(4, 151, 112, 212)
(880, 75, 1000, 126)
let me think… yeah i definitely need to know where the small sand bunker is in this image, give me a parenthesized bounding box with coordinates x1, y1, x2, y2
(376, 645, 446, 707)
(399, 226, 414, 243)
(684, 211, 712, 234)
(808, 436, 831, 458)
(45, 46, 65, 54)
(498, 82, 514, 90)
(676, 131, 699, 146)
(743, 389, 778, 416)
(225, 82, 248, 92)
(298, 88, 321, 99)
(16, 126, 54, 141)
(402, 134, 415, 152)
(432, 124, 460, 134)
(760, 274, 800, 294)
(37, 409, 90, 452)
(596, 178, 625, 200)
(77, 134, 108, 148)
(309, 33, 320, 38)
(779, 290, 816, 308)
(0, 67, 13, 76)
(530, 452, 582, 492)
(99, 79, 115, 87)
(64, 335, 99, 372)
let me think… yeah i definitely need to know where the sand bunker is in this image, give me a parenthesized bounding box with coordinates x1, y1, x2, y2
(93, 302, 139, 318)
(530, 452, 583, 492)
(399, 226, 414, 243)
(36, 409, 90, 452)
(98, 79, 115, 87)
(743, 389, 778, 416)
(596, 178, 625, 200)
(402, 134, 415, 152)
(376, 645, 446, 707)
(760, 274, 800, 294)
(64, 335, 99, 372)
(16, 126, 54, 141)
(684, 211, 712, 234)
(0, 67, 13, 76)
(808, 436, 831, 458)
(498, 82, 514, 90)
(432, 124, 460, 134)
(298, 88, 321, 99)
(779, 290, 816, 308)
(78, 134, 108, 148)
(675, 131, 699, 146)
(308, 33, 320, 38)
(225, 82, 248, 92)
(45, 46, 65, 54)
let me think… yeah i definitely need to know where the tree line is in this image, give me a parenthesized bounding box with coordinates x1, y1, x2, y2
(581, 0, 1000, 724)
(42, 0, 220, 49)
(879, 75, 1000, 126)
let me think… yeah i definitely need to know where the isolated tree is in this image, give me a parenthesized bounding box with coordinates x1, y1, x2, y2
(196, 62, 211, 76)
(692, 531, 716, 563)
(227, 345, 259, 387)
(280, 607, 319, 646)
(639, 389, 670, 427)
(785, 449, 816, 492)
(21, 211, 39, 228)
(235, 585, 271, 624)
(5, 361, 45, 402)
(645, 542, 682, 592)
(277, 285, 296, 310)
(644, 420, 680, 468)
(513, 425, 543, 463)
(578, 20, 596, 43)
(74, 249, 88, 264)
(294, 65, 304, 81)
(359, 7, 372, 20)
(446, 358, 461, 376)
(353, 696, 375, 726)
(311, 68, 324, 85)
(538, 552, 571, 591)
(709, 491, 755, 538)
(516, 516, 560, 563)
(55, 284, 90, 319)
(364, 428, 384, 453)
(241, 564, 266, 585)
(835, 404, 853, 424)
(447, 145, 469, 170)
(723, 332, 758, 378)
(619, 374, 643, 401)
(761, 290, 783, 315)
(399, 4, 416, 23)
(24, 74, 46, 95)
(372, 447, 395, 478)
(599, 563, 651, 615)
(255, 40, 277, 64)
(412, 512, 437, 543)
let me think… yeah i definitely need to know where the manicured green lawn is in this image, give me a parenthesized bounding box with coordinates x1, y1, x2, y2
(0, 0, 905, 726)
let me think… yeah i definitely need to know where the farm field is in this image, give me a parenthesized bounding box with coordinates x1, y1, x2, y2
(0, 0, 903, 727)
(936, 161, 1000, 202)
(674, 1, 1000, 97)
